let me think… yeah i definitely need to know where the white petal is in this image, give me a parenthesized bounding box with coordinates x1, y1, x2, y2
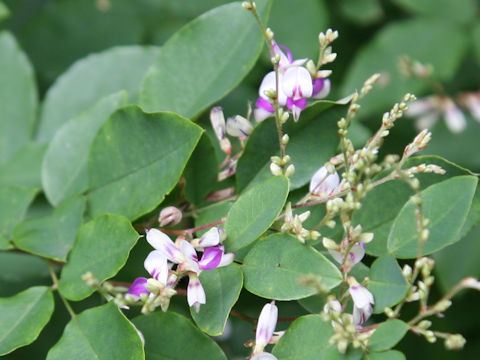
(226, 115, 253, 137)
(328, 249, 344, 264)
(210, 106, 226, 140)
(259, 71, 287, 105)
(444, 102, 466, 133)
(353, 303, 372, 326)
(406, 98, 434, 117)
(251, 353, 278, 360)
(179, 240, 200, 273)
(256, 302, 278, 347)
(146, 229, 182, 262)
(349, 284, 374, 309)
(218, 252, 235, 267)
(348, 243, 365, 265)
(198, 227, 221, 247)
(309, 166, 340, 196)
(144, 250, 168, 284)
(312, 78, 331, 99)
(187, 274, 206, 312)
(254, 107, 273, 122)
(466, 95, 480, 121)
(282, 67, 313, 99)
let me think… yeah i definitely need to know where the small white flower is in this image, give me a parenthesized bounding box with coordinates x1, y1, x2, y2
(187, 273, 206, 313)
(309, 166, 340, 197)
(444, 98, 466, 133)
(254, 302, 278, 354)
(348, 277, 374, 326)
(226, 115, 254, 138)
(143, 250, 168, 284)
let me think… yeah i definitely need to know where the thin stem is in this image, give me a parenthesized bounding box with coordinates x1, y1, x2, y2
(48, 261, 76, 319)
(247, 1, 286, 160)
(230, 309, 257, 325)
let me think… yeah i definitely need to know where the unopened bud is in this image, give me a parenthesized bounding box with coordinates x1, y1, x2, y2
(285, 164, 295, 177)
(418, 320, 432, 329)
(158, 206, 182, 227)
(433, 299, 452, 313)
(210, 106, 226, 141)
(317, 70, 332, 78)
(241, 1, 255, 10)
(384, 307, 394, 317)
(306, 60, 316, 76)
(265, 27, 274, 40)
(359, 232, 374, 244)
(271, 156, 282, 165)
(445, 334, 466, 350)
(323, 237, 338, 250)
(281, 134, 290, 145)
(270, 162, 283, 176)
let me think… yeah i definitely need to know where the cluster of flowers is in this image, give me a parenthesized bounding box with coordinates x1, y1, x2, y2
(127, 227, 234, 312)
(407, 91, 480, 133)
(254, 40, 332, 123)
(251, 278, 374, 358)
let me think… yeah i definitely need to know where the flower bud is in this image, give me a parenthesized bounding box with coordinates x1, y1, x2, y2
(281, 134, 290, 145)
(265, 27, 274, 41)
(158, 206, 182, 227)
(322, 237, 338, 250)
(285, 164, 295, 177)
(226, 115, 253, 138)
(445, 334, 466, 350)
(270, 162, 283, 176)
(254, 302, 278, 354)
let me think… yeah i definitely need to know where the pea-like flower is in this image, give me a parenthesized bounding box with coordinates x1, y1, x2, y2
(309, 165, 340, 198)
(348, 277, 374, 326)
(254, 301, 278, 355)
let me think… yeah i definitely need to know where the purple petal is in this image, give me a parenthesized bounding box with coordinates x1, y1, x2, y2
(312, 78, 325, 97)
(278, 44, 293, 64)
(198, 246, 223, 270)
(128, 277, 149, 296)
(256, 97, 275, 113)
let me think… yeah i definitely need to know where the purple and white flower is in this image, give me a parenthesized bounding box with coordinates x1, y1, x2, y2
(309, 165, 340, 198)
(348, 277, 374, 326)
(328, 241, 365, 271)
(251, 353, 278, 360)
(312, 77, 331, 99)
(283, 66, 313, 122)
(127, 277, 150, 297)
(254, 301, 278, 354)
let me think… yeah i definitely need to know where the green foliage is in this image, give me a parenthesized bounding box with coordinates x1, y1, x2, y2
(243, 233, 342, 300)
(87, 106, 202, 220)
(47, 302, 144, 360)
(58, 215, 139, 300)
(42, 92, 128, 205)
(388, 176, 477, 258)
(368, 255, 408, 313)
(13, 196, 85, 261)
(224, 175, 289, 251)
(133, 311, 227, 360)
(0, 31, 37, 164)
(191, 263, 243, 335)
(0, 286, 54, 355)
(368, 319, 409, 352)
(37, 46, 160, 142)
(140, 0, 272, 118)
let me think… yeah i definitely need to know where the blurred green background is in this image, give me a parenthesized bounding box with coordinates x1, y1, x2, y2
(1, 0, 480, 359)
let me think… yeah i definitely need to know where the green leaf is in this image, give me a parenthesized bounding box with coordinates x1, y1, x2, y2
(0, 253, 49, 297)
(341, 19, 468, 118)
(368, 319, 409, 352)
(0, 143, 47, 189)
(0, 286, 54, 356)
(13, 196, 85, 261)
(191, 263, 243, 336)
(243, 233, 342, 300)
(325, 348, 363, 360)
(367, 255, 408, 313)
(0, 31, 37, 163)
(184, 133, 219, 206)
(473, 21, 480, 65)
(47, 302, 144, 360)
(434, 224, 480, 293)
(195, 201, 233, 236)
(392, 0, 476, 24)
(388, 176, 477, 258)
(140, 0, 272, 118)
(236, 100, 342, 192)
(37, 46, 160, 141)
(338, 0, 383, 25)
(354, 155, 473, 256)
(272, 314, 334, 359)
(87, 105, 202, 220)
(42, 92, 128, 205)
(0, 186, 37, 250)
(365, 350, 405, 360)
(269, 0, 328, 59)
(0, 2, 9, 23)
(133, 311, 227, 360)
(224, 176, 289, 251)
(58, 214, 139, 300)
